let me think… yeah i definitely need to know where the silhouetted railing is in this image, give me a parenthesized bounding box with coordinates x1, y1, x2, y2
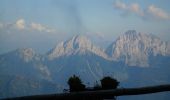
(3, 84, 170, 100)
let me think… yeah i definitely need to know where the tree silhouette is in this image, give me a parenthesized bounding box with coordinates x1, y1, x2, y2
(68, 75, 85, 92)
(100, 76, 119, 90)
(100, 76, 119, 100)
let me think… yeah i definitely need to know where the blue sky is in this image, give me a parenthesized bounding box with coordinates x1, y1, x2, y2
(0, 0, 170, 54)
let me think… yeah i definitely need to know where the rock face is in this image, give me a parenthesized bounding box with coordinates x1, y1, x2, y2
(106, 30, 170, 67)
(47, 35, 109, 60)
(15, 48, 41, 62)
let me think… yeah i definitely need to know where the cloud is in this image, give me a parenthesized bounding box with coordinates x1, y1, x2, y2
(147, 5, 169, 19)
(113, 0, 170, 20)
(15, 19, 25, 30)
(129, 3, 144, 16)
(30, 22, 55, 33)
(113, 0, 127, 10)
(1, 19, 56, 33)
(113, 1, 144, 17)
(31, 22, 46, 31)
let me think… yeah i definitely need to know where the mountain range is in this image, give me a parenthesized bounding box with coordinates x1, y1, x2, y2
(0, 30, 170, 99)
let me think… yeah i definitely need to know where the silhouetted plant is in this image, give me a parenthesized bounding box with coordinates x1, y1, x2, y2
(68, 75, 85, 92)
(100, 76, 119, 90)
(100, 76, 119, 100)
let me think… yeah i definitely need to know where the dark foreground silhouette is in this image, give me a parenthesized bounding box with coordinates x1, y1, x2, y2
(2, 84, 170, 100)
(67, 75, 119, 99)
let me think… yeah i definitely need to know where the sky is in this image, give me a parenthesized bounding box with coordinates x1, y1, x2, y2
(0, 0, 170, 54)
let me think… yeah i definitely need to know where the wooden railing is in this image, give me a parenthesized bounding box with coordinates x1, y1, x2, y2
(3, 84, 170, 100)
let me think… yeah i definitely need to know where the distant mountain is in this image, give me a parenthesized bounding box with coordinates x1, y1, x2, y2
(0, 48, 60, 98)
(0, 48, 50, 80)
(0, 30, 170, 99)
(46, 35, 126, 87)
(47, 35, 109, 60)
(106, 30, 170, 67)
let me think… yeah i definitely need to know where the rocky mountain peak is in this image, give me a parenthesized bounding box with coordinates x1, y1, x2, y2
(106, 30, 169, 67)
(124, 30, 138, 38)
(64, 35, 92, 50)
(47, 35, 109, 60)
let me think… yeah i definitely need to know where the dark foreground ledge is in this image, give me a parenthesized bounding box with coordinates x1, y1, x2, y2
(3, 84, 170, 100)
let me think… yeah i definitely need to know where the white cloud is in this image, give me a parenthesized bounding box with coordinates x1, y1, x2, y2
(31, 22, 46, 31)
(30, 22, 55, 33)
(113, 0, 170, 20)
(147, 5, 169, 20)
(129, 3, 144, 16)
(15, 19, 25, 30)
(0, 19, 56, 33)
(113, 0, 127, 10)
(113, 1, 144, 17)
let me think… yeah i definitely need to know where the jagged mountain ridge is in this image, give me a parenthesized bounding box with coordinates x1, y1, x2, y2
(47, 35, 109, 60)
(47, 32, 170, 67)
(106, 30, 170, 67)
(1, 31, 169, 68)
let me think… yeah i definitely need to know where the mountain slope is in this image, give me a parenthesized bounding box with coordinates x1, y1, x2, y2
(0, 48, 61, 98)
(0, 48, 50, 80)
